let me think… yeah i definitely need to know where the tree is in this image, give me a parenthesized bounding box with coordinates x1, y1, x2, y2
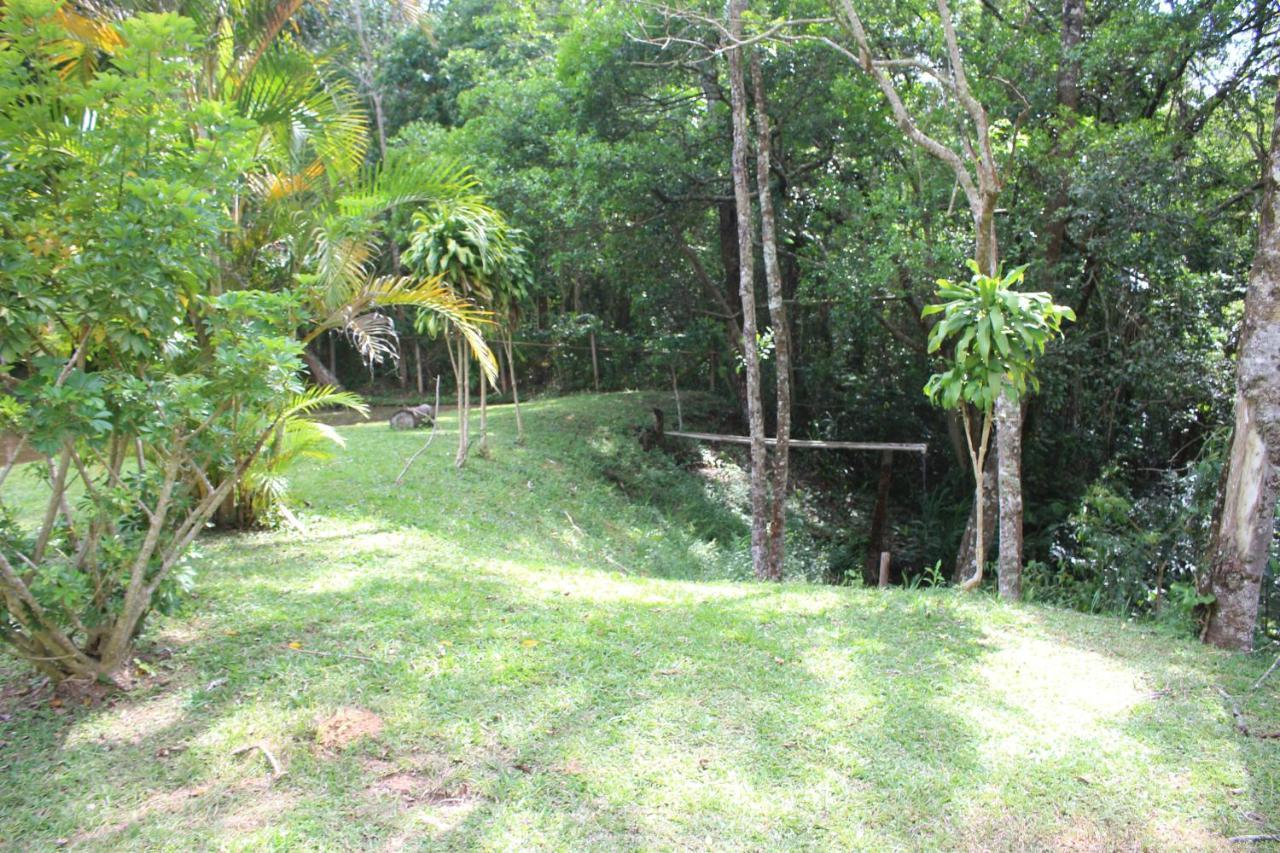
(404, 195, 509, 467)
(751, 50, 794, 581)
(825, 0, 1026, 591)
(725, 0, 772, 581)
(0, 6, 297, 680)
(1201, 79, 1280, 651)
(923, 264, 1073, 590)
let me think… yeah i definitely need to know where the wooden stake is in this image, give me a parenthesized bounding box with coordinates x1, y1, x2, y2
(590, 331, 600, 392)
(878, 552, 891, 588)
(671, 365, 684, 431)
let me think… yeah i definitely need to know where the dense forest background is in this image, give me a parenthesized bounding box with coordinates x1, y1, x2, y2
(299, 0, 1277, 633)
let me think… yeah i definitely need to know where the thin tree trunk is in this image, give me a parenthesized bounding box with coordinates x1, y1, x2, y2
(956, 428, 998, 583)
(671, 365, 684, 430)
(590, 331, 600, 392)
(1043, 0, 1085, 268)
(961, 408, 994, 591)
(751, 50, 791, 582)
(505, 333, 524, 444)
(396, 310, 409, 389)
(478, 362, 488, 456)
(1203, 81, 1280, 651)
(726, 0, 770, 581)
(414, 338, 424, 396)
(449, 334, 470, 469)
(329, 332, 338, 382)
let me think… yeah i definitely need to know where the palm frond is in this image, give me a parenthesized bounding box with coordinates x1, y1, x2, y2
(276, 385, 370, 422)
(365, 276, 498, 383)
(338, 153, 480, 220)
(235, 0, 306, 87)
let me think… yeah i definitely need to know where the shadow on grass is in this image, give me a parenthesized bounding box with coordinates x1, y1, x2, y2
(0, 545, 993, 848)
(2, 394, 1276, 848)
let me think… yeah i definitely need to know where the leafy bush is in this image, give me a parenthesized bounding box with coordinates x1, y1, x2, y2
(1024, 437, 1225, 633)
(0, 5, 304, 681)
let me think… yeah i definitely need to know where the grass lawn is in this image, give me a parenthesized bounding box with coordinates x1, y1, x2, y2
(1, 392, 1277, 850)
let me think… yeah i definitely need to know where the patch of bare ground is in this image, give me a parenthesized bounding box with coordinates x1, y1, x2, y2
(362, 752, 485, 848)
(315, 706, 383, 750)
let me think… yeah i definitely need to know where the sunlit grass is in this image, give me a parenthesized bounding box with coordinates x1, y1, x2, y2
(0, 392, 1276, 850)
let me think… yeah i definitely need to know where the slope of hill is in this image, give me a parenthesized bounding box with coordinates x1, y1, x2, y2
(0, 393, 1276, 850)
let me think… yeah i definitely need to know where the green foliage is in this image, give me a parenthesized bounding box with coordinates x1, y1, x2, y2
(923, 263, 1075, 413)
(0, 4, 307, 678)
(2, 392, 1277, 847)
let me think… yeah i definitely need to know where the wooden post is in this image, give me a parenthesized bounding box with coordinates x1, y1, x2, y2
(878, 552, 891, 589)
(653, 407, 665, 442)
(590, 331, 600, 392)
(671, 365, 684, 430)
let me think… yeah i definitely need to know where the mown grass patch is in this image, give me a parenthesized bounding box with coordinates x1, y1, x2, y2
(1, 392, 1276, 850)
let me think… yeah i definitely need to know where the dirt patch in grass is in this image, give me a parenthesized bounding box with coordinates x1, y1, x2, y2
(315, 707, 383, 750)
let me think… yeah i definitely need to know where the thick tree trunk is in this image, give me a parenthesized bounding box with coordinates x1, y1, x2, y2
(751, 51, 790, 582)
(725, 1, 770, 581)
(996, 393, 1024, 600)
(1203, 82, 1280, 651)
(303, 346, 342, 389)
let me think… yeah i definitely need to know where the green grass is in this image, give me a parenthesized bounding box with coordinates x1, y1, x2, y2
(1, 392, 1277, 850)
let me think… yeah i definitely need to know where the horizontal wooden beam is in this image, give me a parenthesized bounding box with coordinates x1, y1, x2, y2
(664, 430, 926, 454)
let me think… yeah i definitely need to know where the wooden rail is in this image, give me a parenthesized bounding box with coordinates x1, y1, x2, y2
(663, 429, 926, 454)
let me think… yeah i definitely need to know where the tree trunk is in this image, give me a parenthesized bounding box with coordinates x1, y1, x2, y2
(505, 333, 524, 444)
(396, 311, 410, 389)
(961, 409, 994, 590)
(725, 0, 770, 582)
(751, 52, 791, 582)
(864, 450, 894, 586)
(590, 331, 600, 392)
(478, 361, 489, 457)
(1203, 81, 1280, 651)
(996, 393, 1024, 600)
(956, 437, 998, 583)
(414, 338, 424, 396)
(1043, 0, 1085, 268)
(449, 334, 470, 469)
(303, 346, 342, 389)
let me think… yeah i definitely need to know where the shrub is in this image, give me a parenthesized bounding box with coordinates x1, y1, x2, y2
(0, 5, 303, 682)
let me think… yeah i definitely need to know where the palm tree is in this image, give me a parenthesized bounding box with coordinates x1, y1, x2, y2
(405, 198, 516, 466)
(47, 1, 497, 524)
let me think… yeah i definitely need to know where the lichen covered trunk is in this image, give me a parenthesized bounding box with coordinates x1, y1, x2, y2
(725, 0, 770, 581)
(1203, 81, 1280, 650)
(751, 50, 790, 582)
(996, 392, 1024, 600)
